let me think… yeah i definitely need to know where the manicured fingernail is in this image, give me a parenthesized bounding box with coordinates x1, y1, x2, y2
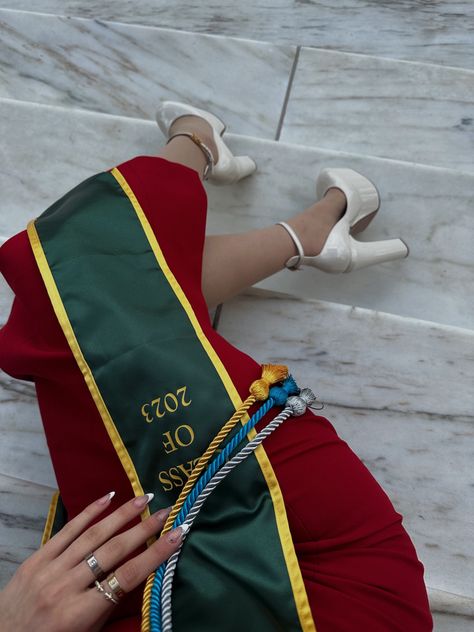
(153, 506, 172, 521)
(167, 523, 189, 543)
(134, 493, 154, 507)
(97, 491, 115, 505)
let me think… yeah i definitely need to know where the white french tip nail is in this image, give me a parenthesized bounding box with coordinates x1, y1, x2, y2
(180, 523, 190, 534)
(146, 493, 154, 503)
(108, 491, 116, 500)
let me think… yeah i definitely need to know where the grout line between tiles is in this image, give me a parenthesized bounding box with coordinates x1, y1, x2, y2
(275, 46, 301, 141)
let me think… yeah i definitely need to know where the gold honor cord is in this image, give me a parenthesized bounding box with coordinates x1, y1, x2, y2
(108, 168, 316, 632)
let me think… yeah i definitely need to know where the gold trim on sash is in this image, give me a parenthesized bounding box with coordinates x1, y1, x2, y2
(110, 167, 316, 632)
(41, 490, 59, 546)
(27, 220, 149, 519)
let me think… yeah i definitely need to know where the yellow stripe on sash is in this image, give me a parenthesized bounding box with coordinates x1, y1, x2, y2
(41, 490, 59, 546)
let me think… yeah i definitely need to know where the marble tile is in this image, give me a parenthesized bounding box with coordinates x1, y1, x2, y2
(0, 9, 294, 137)
(217, 289, 474, 599)
(0, 371, 56, 487)
(1, 98, 473, 329)
(429, 588, 474, 629)
(0, 473, 55, 589)
(0, 2, 473, 69)
(433, 615, 474, 632)
(281, 48, 474, 172)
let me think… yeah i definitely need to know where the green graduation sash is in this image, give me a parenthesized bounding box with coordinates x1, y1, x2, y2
(28, 166, 316, 631)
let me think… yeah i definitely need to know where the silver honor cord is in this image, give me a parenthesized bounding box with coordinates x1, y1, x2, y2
(160, 388, 316, 632)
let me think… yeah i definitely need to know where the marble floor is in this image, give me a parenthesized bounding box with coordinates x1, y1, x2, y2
(1, 2, 473, 69)
(0, 2, 473, 629)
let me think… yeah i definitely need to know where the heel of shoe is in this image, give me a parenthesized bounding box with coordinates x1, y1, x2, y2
(349, 237, 409, 271)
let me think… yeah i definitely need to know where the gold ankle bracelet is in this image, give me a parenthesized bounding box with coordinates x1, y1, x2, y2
(166, 132, 215, 180)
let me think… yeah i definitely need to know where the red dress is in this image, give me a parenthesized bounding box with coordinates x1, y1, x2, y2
(0, 156, 432, 631)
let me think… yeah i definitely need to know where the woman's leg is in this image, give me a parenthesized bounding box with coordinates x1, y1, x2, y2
(200, 195, 344, 308)
(159, 117, 346, 309)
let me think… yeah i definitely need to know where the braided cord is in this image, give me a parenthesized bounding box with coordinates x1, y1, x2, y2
(178, 397, 274, 520)
(148, 378, 305, 632)
(141, 400, 255, 632)
(141, 364, 290, 632)
(142, 397, 259, 629)
(147, 396, 275, 629)
(160, 406, 294, 632)
(161, 395, 256, 535)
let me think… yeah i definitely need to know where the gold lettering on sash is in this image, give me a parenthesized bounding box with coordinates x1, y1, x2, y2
(162, 424, 195, 454)
(151, 397, 166, 419)
(158, 470, 173, 492)
(158, 458, 200, 492)
(141, 386, 192, 423)
(141, 403, 154, 423)
(169, 466, 185, 488)
(176, 386, 192, 407)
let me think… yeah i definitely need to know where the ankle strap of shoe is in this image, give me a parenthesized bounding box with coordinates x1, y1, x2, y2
(166, 132, 214, 180)
(276, 222, 304, 271)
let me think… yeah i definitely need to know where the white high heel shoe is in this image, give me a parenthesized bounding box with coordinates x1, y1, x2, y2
(277, 168, 409, 273)
(156, 100, 257, 185)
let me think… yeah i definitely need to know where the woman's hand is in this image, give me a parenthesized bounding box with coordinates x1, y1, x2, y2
(0, 491, 184, 631)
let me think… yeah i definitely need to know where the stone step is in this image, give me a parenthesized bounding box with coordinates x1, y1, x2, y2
(1, 98, 472, 329)
(0, 3, 472, 69)
(217, 288, 474, 603)
(0, 373, 54, 487)
(0, 472, 56, 589)
(429, 589, 474, 631)
(1, 9, 472, 172)
(0, 8, 295, 138)
(281, 47, 474, 172)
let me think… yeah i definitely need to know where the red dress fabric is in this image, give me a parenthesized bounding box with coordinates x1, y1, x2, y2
(0, 156, 433, 631)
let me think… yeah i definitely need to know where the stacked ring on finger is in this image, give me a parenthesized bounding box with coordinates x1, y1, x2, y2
(105, 573, 125, 600)
(95, 580, 119, 605)
(84, 552, 106, 581)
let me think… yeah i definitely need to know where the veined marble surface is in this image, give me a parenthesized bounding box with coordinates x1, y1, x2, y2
(218, 289, 474, 600)
(0, 2, 473, 69)
(2, 9, 473, 174)
(281, 48, 474, 172)
(0, 9, 294, 136)
(0, 473, 55, 589)
(1, 98, 473, 329)
(0, 372, 55, 487)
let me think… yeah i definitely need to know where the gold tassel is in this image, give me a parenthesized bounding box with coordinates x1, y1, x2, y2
(249, 363, 288, 400)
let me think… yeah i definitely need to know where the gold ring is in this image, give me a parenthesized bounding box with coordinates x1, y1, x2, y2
(105, 572, 125, 599)
(94, 580, 119, 605)
(85, 553, 106, 580)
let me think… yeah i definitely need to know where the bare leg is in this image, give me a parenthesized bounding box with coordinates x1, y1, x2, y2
(158, 117, 346, 310)
(201, 192, 345, 308)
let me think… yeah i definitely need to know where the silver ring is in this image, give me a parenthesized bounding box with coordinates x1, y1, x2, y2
(95, 580, 119, 605)
(85, 553, 106, 580)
